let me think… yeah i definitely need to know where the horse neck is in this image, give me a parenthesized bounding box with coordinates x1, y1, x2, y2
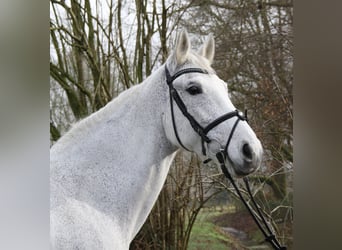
(51, 64, 178, 241)
(96, 66, 178, 239)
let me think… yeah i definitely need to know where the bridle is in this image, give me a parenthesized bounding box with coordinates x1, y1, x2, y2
(165, 65, 247, 159)
(165, 65, 286, 250)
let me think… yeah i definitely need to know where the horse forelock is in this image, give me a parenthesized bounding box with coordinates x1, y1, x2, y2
(167, 50, 215, 74)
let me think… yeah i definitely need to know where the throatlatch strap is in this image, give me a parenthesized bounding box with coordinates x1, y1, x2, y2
(169, 87, 191, 151)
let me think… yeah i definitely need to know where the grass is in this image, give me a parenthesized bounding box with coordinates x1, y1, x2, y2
(188, 207, 241, 250)
(187, 206, 274, 250)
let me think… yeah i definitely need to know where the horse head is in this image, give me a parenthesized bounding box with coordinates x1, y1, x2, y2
(163, 29, 263, 177)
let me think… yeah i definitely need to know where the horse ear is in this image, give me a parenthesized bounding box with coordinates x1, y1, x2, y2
(198, 33, 215, 64)
(175, 29, 191, 65)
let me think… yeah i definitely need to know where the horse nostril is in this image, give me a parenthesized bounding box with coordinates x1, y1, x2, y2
(242, 143, 253, 160)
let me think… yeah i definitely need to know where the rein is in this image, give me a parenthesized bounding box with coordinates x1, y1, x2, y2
(165, 65, 286, 250)
(216, 152, 287, 250)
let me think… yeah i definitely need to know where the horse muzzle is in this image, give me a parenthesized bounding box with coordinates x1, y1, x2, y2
(230, 141, 263, 177)
(209, 138, 262, 178)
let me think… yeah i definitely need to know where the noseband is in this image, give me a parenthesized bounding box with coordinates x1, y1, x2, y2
(165, 65, 286, 250)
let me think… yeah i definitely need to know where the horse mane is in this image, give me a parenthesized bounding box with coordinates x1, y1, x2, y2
(54, 83, 145, 147)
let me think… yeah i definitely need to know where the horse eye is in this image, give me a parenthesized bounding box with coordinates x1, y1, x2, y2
(186, 85, 202, 95)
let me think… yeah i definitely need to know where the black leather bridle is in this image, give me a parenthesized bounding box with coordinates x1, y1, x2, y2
(165, 65, 286, 250)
